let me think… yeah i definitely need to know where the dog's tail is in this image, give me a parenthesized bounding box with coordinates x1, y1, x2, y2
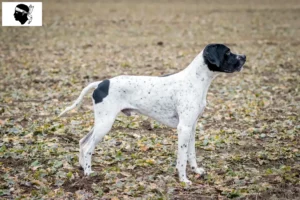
(58, 81, 101, 117)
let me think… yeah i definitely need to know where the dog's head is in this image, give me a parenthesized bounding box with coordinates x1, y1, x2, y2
(203, 44, 246, 73)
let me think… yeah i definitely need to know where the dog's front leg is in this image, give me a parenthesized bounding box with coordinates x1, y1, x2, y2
(188, 123, 206, 176)
(176, 123, 193, 185)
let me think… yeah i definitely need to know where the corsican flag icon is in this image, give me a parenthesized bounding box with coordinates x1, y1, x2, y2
(2, 2, 42, 26)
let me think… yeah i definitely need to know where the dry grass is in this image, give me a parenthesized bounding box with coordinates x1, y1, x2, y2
(0, 0, 299, 199)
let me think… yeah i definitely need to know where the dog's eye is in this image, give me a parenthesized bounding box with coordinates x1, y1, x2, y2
(226, 51, 230, 56)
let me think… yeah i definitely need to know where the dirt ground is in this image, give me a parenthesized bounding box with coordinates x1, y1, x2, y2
(0, 0, 299, 199)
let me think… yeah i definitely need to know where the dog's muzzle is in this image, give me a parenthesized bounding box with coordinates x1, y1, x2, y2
(236, 55, 246, 71)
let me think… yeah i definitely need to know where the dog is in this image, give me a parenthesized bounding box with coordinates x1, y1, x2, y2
(59, 44, 246, 185)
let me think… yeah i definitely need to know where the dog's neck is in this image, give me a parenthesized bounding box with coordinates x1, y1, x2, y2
(183, 51, 218, 86)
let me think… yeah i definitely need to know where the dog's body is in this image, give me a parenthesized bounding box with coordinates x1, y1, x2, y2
(59, 44, 246, 184)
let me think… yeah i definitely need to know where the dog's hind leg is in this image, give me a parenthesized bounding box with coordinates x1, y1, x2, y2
(79, 127, 94, 168)
(80, 112, 117, 175)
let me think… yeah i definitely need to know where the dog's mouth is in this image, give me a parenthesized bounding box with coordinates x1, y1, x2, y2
(236, 59, 246, 72)
(234, 55, 246, 72)
(236, 63, 245, 72)
(236, 66, 243, 72)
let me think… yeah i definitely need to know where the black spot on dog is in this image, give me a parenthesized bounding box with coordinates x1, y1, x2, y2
(93, 79, 110, 104)
(192, 167, 195, 170)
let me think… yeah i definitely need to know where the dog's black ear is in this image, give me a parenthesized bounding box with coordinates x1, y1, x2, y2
(203, 44, 228, 68)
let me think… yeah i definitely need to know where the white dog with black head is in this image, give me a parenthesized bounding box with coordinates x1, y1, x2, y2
(59, 44, 246, 185)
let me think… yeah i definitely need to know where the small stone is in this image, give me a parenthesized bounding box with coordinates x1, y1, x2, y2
(157, 41, 164, 46)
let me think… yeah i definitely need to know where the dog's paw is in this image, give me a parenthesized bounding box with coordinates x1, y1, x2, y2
(194, 167, 206, 176)
(84, 165, 94, 176)
(84, 169, 94, 176)
(180, 178, 192, 186)
(79, 160, 84, 170)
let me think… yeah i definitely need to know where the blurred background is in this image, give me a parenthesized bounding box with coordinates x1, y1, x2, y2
(0, 0, 299, 199)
